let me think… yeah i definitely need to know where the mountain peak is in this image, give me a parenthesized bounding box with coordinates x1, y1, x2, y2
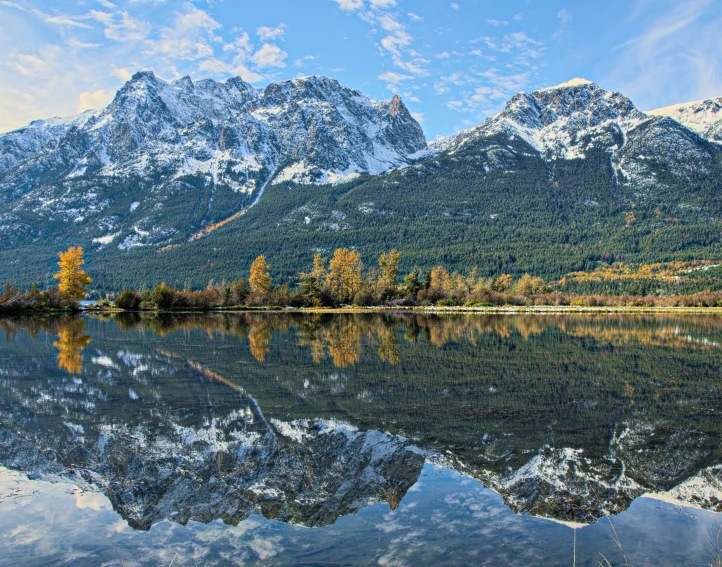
(388, 94, 405, 116)
(129, 70, 158, 84)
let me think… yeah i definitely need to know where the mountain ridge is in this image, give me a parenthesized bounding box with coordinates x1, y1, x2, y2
(1, 73, 722, 289)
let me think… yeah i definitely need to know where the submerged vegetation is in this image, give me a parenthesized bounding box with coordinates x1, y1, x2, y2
(4, 246, 722, 313)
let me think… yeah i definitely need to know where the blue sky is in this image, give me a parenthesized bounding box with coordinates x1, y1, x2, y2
(0, 0, 720, 138)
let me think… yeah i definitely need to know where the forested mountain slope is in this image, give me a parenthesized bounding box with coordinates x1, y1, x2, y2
(0, 76, 721, 290)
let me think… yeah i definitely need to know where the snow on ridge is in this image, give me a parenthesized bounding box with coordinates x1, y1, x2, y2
(536, 77, 595, 91)
(646, 96, 722, 141)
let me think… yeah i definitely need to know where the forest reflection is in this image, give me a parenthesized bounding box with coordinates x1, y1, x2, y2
(2, 312, 721, 374)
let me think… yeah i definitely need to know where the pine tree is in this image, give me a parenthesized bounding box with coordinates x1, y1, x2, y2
(403, 267, 422, 300)
(298, 253, 327, 302)
(53, 246, 92, 304)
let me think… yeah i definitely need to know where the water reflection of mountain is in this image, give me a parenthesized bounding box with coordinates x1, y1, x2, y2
(0, 313, 720, 529)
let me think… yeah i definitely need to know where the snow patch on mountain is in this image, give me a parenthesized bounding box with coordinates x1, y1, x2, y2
(648, 96, 722, 144)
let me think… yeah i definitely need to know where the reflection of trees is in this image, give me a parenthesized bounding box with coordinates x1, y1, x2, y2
(297, 316, 365, 368)
(53, 318, 91, 375)
(248, 319, 272, 363)
(326, 318, 363, 368)
(7, 312, 722, 371)
(376, 320, 400, 365)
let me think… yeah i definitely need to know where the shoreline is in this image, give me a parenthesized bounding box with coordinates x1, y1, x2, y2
(97, 305, 722, 315)
(4, 305, 722, 317)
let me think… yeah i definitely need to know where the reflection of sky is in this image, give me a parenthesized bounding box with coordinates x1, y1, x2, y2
(1, 465, 718, 567)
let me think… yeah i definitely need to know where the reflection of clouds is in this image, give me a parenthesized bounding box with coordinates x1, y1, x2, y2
(75, 491, 110, 511)
(248, 535, 284, 560)
(1, 464, 720, 566)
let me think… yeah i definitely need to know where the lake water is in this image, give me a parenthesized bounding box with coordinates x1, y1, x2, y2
(0, 312, 721, 566)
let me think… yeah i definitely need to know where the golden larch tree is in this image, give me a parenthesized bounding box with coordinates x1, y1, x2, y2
(249, 255, 272, 296)
(325, 248, 363, 304)
(54, 246, 92, 303)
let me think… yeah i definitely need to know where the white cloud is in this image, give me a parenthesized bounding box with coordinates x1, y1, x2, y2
(486, 19, 508, 27)
(0, 1, 26, 11)
(450, 3, 460, 10)
(336, 0, 364, 11)
(435, 51, 450, 59)
(77, 89, 114, 112)
(557, 9, 572, 24)
(379, 70, 412, 89)
(257, 23, 286, 40)
(370, 0, 396, 7)
(407, 12, 423, 21)
(198, 58, 265, 83)
(143, 6, 221, 61)
(483, 31, 543, 64)
(379, 71, 411, 83)
(223, 32, 253, 56)
(410, 111, 424, 123)
(252, 43, 287, 68)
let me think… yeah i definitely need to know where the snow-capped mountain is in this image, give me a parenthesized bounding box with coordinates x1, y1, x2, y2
(428, 78, 720, 189)
(0, 71, 426, 190)
(0, 72, 425, 251)
(1, 74, 721, 288)
(648, 96, 722, 144)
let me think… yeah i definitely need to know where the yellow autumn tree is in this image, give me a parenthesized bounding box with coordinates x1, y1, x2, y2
(325, 248, 363, 304)
(54, 246, 92, 303)
(249, 255, 272, 296)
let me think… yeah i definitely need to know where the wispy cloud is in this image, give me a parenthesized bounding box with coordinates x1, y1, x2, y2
(605, 0, 722, 109)
(557, 9, 572, 24)
(89, 10, 151, 41)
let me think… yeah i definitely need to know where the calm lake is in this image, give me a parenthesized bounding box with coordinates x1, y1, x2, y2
(0, 312, 721, 566)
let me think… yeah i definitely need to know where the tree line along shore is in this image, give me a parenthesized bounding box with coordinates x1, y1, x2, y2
(3, 246, 722, 313)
